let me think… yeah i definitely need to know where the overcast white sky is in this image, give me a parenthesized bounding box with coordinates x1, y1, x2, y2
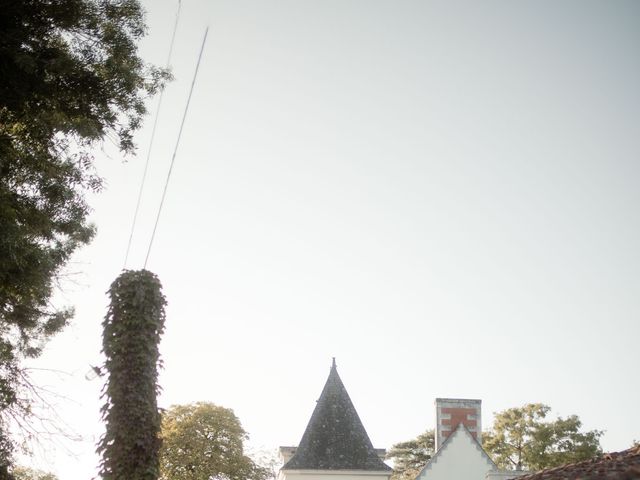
(22, 1, 640, 478)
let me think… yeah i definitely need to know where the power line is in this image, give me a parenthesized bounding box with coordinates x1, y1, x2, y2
(144, 26, 209, 269)
(123, 0, 182, 269)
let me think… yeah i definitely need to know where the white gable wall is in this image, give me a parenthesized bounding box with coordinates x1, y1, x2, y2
(416, 425, 496, 480)
(280, 470, 391, 480)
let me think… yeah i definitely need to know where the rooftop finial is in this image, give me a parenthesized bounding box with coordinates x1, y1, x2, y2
(331, 357, 336, 369)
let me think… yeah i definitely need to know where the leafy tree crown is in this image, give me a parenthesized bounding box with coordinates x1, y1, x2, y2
(160, 402, 271, 480)
(0, 0, 167, 468)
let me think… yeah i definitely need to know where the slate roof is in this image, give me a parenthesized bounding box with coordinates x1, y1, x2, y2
(283, 360, 392, 471)
(513, 446, 640, 480)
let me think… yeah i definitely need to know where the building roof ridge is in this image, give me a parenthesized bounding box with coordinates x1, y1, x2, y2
(415, 423, 496, 479)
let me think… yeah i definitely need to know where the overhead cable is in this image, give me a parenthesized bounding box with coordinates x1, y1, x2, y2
(123, 0, 183, 268)
(144, 26, 209, 268)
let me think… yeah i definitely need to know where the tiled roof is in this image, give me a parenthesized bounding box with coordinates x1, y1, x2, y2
(514, 446, 640, 480)
(283, 360, 392, 472)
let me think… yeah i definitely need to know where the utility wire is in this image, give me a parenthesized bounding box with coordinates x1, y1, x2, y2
(144, 26, 209, 269)
(123, 0, 182, 269)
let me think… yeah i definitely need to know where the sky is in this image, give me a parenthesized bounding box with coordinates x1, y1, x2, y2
(20, 1, 640, 478)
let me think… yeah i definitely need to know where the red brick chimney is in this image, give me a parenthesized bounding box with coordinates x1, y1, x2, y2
(435, 398, 482, 450)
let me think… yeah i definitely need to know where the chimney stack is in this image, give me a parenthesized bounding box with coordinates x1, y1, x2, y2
(435, 398, 482, 450)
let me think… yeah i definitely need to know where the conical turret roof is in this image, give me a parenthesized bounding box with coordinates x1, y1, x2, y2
(283, 360, 391, 471)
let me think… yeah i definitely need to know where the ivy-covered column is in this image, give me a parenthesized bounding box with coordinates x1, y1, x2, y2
(98, 270, 166, 480)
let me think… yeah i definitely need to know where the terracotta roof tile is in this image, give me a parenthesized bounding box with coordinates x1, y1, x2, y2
(514, 446, 640, 480)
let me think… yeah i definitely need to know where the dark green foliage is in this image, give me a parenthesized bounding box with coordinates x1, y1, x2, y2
(0, 0, 166, 466)
(0, 428, 14, 480)
(483, 403, 603, 471)
(386, 430, 435, 480)
(98, 270, 166, 480)
(160, 403, 271, 480)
